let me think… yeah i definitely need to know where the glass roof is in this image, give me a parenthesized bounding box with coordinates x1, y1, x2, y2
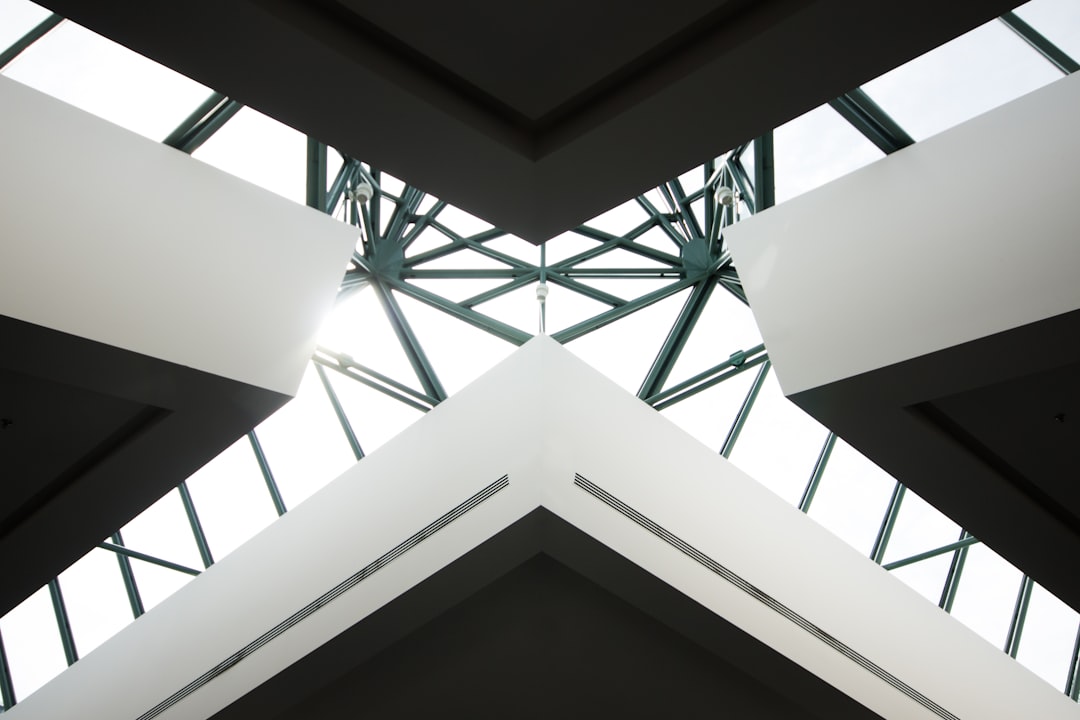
(2, 0, 1079, 707)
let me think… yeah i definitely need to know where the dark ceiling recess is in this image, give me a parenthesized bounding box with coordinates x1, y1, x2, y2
(40, 0, 1016, 242)
(0, 315, 289, 617)
(791, 307, 1080, 613)
(215, 509, 880, 720)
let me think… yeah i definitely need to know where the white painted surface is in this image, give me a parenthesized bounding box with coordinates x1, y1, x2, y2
(0, 76, 356, 396)
(9, 338, 1075, 719)
(727, 72, 1080, 396)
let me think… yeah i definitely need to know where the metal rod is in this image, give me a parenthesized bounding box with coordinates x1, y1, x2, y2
(315, 363, 365, 461)
(249, 431, 287, 516)
(1065, 621, 1080, 700)
(829, 88, 915, 155)
(47, 579, 77, 666)
(1004, 575, 1034, 658)
(638, 280, 715, 400)
(0, 13, 62, 70)
(97, 542, 202, 577)
(645, 344, 768, 408)
(371, 280, 447, 402)
(720, 360, 771, 458)
(110, 530, 144, 619)
(871, 483, 907, 564)
(753, 131, 775, 211)
(1000, 11, 1079, 75)
(0, 628, 15, 709)
(939, 529, 973, 612)
(162, 97, 242, 154)
(884, 534, 982, 571)
(799, 432, 836, 513)
(306, 138, 328, 212)
(177, 482, 214, 569)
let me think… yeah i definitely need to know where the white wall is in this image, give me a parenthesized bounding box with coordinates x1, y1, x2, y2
(9, 338, 1074, 719)
(727, 72, 1080, 396)
(0, 77, 357, 396)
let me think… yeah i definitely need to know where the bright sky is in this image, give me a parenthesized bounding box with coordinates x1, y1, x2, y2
(2, 0, 1080, 706)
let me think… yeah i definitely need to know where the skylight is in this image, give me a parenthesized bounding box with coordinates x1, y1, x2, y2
(2, 0, 1079, 708)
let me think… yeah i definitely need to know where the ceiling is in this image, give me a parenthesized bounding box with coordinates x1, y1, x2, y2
(38, 0, 1018, 242)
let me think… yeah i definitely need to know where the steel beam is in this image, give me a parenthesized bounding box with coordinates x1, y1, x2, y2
(371, 280, 447, 402)
(0, 13, 62, 70)
(47, 579, 77, 666)
(720, 360, 771, 458)
(1000, 11, 1079, 75)
(315, 362, 365, 461)
(829, 88, 915, 155)
(110, 530, 145, 619)
(162, 94, 242, 154)
(97, 542, 202, 577)
(178, 482, 214, 569)
(249, 431, 287, 517)
(637, 280, 716, 400)
(800, 432, 837, 513)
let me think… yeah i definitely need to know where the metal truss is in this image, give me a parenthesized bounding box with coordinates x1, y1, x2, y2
(2, 8, 1080, 709)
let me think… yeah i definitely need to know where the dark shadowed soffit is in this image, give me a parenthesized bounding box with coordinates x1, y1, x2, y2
(0, 315, 289, 617)
(39, 0, 1016, 242)
(214, 509, 880, 720)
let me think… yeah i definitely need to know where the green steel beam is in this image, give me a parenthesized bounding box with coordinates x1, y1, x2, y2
(460, 271, 542, 308)
(727, 157, 756, 215)
(638, 280, 716, 400)
(883, 533, 981, 571)
(753, 131, 775, 211)
(1004, 575, 1035, 659)
(552, 275, 697, 345)
(800, 432, 837, 513)
(162, 95, 242, 154)
(1000, 11, 1080, 75)
(0, 13, 62, 70)
(97, 542, 202, 577)
(545, 271, 627, 307)
(720, 359, 771, 458)
(1066, 622, 1080, 700)
(306, 138, 327, 211)
(646, 345, 769, 410)
(870, 482, 907, 564)
(371, 281, 447, 401)
(385, 277, 533, 345)
(829, 88, 915, 155)
(0, 629, 15, 709)
(249, 431, 287, 517)
(314, 349, 437, 411)
(572, 225, 682, 267)
(315, 362, 365, 461)
(110, 530, 144, 619)
(178, 482, 214, 569)
(939, 529, 973, 613)
(636, 195, 686, 247)
(47, 579, 77, 666)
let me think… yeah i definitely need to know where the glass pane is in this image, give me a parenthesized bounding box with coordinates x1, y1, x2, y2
(1015, 0, 1080, 67)
(660, 369, 755, 453)
(184, 435, 279, 559)
(889, 553, 954, 606)
(1015, 584, 1079, 690)
(57, 548, 132, 658)
(2, 20, 211, 141)
(727, 373, 829, 505)
(0, 0, 51, 53)
(0, 586, 67, 701)
(255, 363, 357, 509)
(565, 287, 689, 395)
(192, 107, 306, 203)
(949, 544, 1023, 649)
(665, 286, 763, 390)
(393, 291, 517, 395)
(323, 367, 425, 464)
(862, 19, 1061, 141)
(774, 104, 883, 204)
(806, 440, 897, 555)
